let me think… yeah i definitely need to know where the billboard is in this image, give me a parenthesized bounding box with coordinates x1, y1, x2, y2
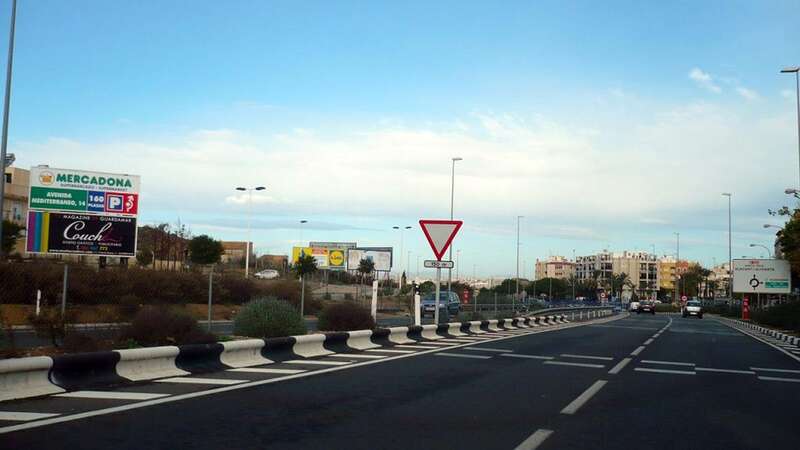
(29, 166, 140, 216)
(347, 247, 393, 272)
(292, 247, 329, 268)
(327, 249, 346, 270)
(26, 211, 137, 257)
(309, 241, 356, 250)
(732, 259, 791, 294)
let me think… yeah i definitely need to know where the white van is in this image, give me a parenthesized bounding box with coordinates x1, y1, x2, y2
(629, 301, 641, 312)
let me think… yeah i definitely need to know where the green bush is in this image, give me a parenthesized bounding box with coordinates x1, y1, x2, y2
(456, 311, 486, 321)
(119, 306, 215, 346)
(655, 304, 678, 313)
(233, 297, 307, 338)
(752, 301, 800, 332)
(317, 302, 375, 331)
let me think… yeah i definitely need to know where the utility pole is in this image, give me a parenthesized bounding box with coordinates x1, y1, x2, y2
(447, 157, 462, 293)
(0, 0, 17, 260)
(515, 215, 523, 300)
(674, 232, 680, 303)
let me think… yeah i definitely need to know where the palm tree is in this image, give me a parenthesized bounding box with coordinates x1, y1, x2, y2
(357, 258, 375, 299)
(293, 253, 318, 316)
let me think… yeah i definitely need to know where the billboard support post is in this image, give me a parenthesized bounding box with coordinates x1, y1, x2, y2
(60, 264, 68, 317)
(371, 280, 378, 321)
(434, 267, 441, 325)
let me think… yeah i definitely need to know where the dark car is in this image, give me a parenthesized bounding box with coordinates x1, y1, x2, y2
(637, 302, 656, 315)
(420, 291, 461, 318)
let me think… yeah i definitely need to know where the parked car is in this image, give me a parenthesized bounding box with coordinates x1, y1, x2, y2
(420, 291, 461, 318)
(254, 269, 280, 280)
(682, 300, 703, 319)
(629, 301, 641, 312)
(638, 302, 655, 315)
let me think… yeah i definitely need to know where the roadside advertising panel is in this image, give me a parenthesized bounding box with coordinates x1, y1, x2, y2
(309, 241, 357, 250)
(292, 247, 312, 264)
(29, 166, 140, 216)
(26, 211, 137, 257)
(732, 259, 791, 294)
(347, 247, 393, 272)
(311, 247, 329, 269)
(327, 249, 346, 270)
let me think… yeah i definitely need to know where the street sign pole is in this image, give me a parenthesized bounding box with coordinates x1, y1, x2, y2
(434, 267, 441, 324)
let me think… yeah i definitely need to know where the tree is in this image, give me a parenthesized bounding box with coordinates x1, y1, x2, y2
(356, 258, 376, 299)
(293, 252, 318, 317)
(778, 209, 800, 276)
(1, 220, 23, 255)
(188, 235, 223, 265)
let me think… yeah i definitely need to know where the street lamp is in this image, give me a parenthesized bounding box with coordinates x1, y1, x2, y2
(749, 243, 772, 258)
(447, 157, 463, 293)
(392, 225, 412, 285)
(722, 193, 732, 298)
(0, 0, 17, 261)
(674, 232, 680, 303)
(764, 224, 784, 231)
(781, 66, 800, 187)
(516, 215, 524, 301)
(235, 186, 266, 278)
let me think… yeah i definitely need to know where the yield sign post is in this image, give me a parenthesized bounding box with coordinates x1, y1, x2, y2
(419, 220, 463, 324)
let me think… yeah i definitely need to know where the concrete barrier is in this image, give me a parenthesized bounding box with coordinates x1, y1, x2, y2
(322, 332, 352, 353)
(347, 330, 380, 350)
(487, 320, 501, 331)
(50, 351, 126, 391)
(175, 343, 226, 374)
(369, 328, 394, 346)
(387, 326, 416, 344)
(446, 323, 467, 337)
(116, 346, 189, 381)
(406, 326, 424, 342)
(292, 334, 332, 358)
(421, 324, 443, 340)
(219, 340, 271, 368)
(468, 321, 486, 334)
(514, 318, 529, 328)
(262, 337, 299, 362)
(0, 356, 64, 402)
(499, 319, 516, 330)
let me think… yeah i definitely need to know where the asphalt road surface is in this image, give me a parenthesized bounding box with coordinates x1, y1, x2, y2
(2, 313, 799, 449)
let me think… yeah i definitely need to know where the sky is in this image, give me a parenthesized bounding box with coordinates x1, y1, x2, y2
(2, 0, 800, 278)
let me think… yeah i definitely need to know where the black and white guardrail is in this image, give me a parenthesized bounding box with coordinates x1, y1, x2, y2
(0, 310, 614, 402)
(718, 317, 800, 346)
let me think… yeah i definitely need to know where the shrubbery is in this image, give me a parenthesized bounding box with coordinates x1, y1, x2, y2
(752, 301, 800, 332)
(27, 309, 69, 346)
(317, 302, 375, 331)
(456, 311, 486, 322)
(233, 297, 307, 338)
(119, 307, 216, 347)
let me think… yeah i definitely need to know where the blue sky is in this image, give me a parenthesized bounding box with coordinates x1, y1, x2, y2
(3, 1, 800, 277)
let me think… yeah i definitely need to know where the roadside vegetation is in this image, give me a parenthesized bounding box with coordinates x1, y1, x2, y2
(317, 302, 375, 331)
(233, 297, 307, 338)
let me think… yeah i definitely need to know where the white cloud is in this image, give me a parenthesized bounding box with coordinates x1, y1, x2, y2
(782, 89, 795, 100)
(736, 87, 760, 101)
(688, 67, 721, 93)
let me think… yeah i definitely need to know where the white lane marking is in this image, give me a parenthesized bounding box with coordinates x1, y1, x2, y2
(695, 367, 755, 375)
(227, 368, 306, 374)
(436, 352, 492, 360)
(464, 347, 514, 353)
(560, 354, 614, 361)
(717, 319, 800, 364)
(364, 348, 416, 354)
(327, 354, 386, 359)
(0, 412, 60, 422)
(750, 367, 800, 374)
(758, 376, 800, 383)
(396, 344, 444, 349)
(283, 360, 351, 366)
(435, 339, 471, 343)
(630, 346, 646, 356)
(641, 360, 696, 367)
(544, 361, 605, 369)
(414, 342, 455, 346)
(634, 367, 695, 375)
(588, 324, 660, 331)
(514, 428, 554, 450)
(560, 380, 607, 415)
(0, 312, 629, 435)
(501, 354, 553, 360)
(454, 337, 490, 341)
(608, 357, 632, 375)
(154, 377, 248, 385)
(643, 338, 654, 345)
(54, 391, 169, 400)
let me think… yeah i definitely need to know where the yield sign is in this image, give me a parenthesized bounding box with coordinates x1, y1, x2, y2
(419, 219, 463, 261)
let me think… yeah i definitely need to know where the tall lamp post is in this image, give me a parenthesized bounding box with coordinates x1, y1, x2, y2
(447, 157, 462, 293)
(781, 67, 800, 186)
(235, 186, 265, 278)
(749, 243, 772, 258)
(674, 232, 680, 303)
(722, 193, 732, 299)
(0, 0, 17, 260)
(572, 249, 576, 301)
(515, 215, 523, 301)
(392, 225, 412, 286)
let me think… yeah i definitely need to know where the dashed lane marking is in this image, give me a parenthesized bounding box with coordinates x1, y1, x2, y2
(396, 344, 445, 349)
(0, 412, 60, 422)
(630, 346, 646, 356)
(364, 349, 416, 354)
(641, 360, 696, 367)
(758, 376, 800, 383)
(463, 347, 514, 353)
(544, 361, 605, 369)
(634, 367, 695, 375)
(560, 354, 614, 361)
(750, 367, 800, 374)
(643, 338, 654, 345)
(227, 368, 306, 374)
(154, 377, 249, 385)
(501, 354, 553, 360)
(327, 354, 386, 360)
(54, 391, 170, 400)
(436, 352, 492, 360)
(608, 357, 632, 375)
(560, 380, 607, 415)
(283, 360, 351, 366)
(695, 367, 755, 375)
(513, 428, 554, 450)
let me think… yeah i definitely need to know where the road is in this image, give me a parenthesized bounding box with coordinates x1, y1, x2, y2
(1, 313, 799, 449)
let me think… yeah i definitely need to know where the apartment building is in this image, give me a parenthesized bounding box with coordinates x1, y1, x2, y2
(576, 250, 658, 298)
(534, 256, 575, 280)
(2, 165, 29, 255)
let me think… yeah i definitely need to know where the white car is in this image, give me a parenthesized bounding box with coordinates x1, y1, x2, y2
(629, 301, 640, 312)
(254, 269, 280, 280)
(682, 300, 703, 319)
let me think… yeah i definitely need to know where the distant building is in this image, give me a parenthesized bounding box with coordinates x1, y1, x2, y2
(658, 257, 676, 292)
(576, 250, 658, 299)
(221, 241, 252, 264)
(257, 254, 289, 273)
(708, 263, 730, 297)
(2, 166, 29, 255)
(575, 251, 613, 284)
(534, 256, 575, 280)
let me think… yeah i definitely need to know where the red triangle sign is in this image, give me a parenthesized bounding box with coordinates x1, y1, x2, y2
(419, 219, 463, 261)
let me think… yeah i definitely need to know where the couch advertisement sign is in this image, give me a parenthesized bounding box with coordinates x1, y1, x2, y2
(28, 166, 140, 216)
(26, 211, 137, 257)
(347, 248, 393, 272)
(732, 259, 791, 294)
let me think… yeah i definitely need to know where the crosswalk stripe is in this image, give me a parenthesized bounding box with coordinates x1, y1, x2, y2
(227, 368, 306, 374)
(0, 412, 60, 422)
(154, 377, 248, 385)
(327, 354, 386, 359)
(54, 391, 169, 400)
(365, 348, 416, 354)
(283, 360, 351, 366)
